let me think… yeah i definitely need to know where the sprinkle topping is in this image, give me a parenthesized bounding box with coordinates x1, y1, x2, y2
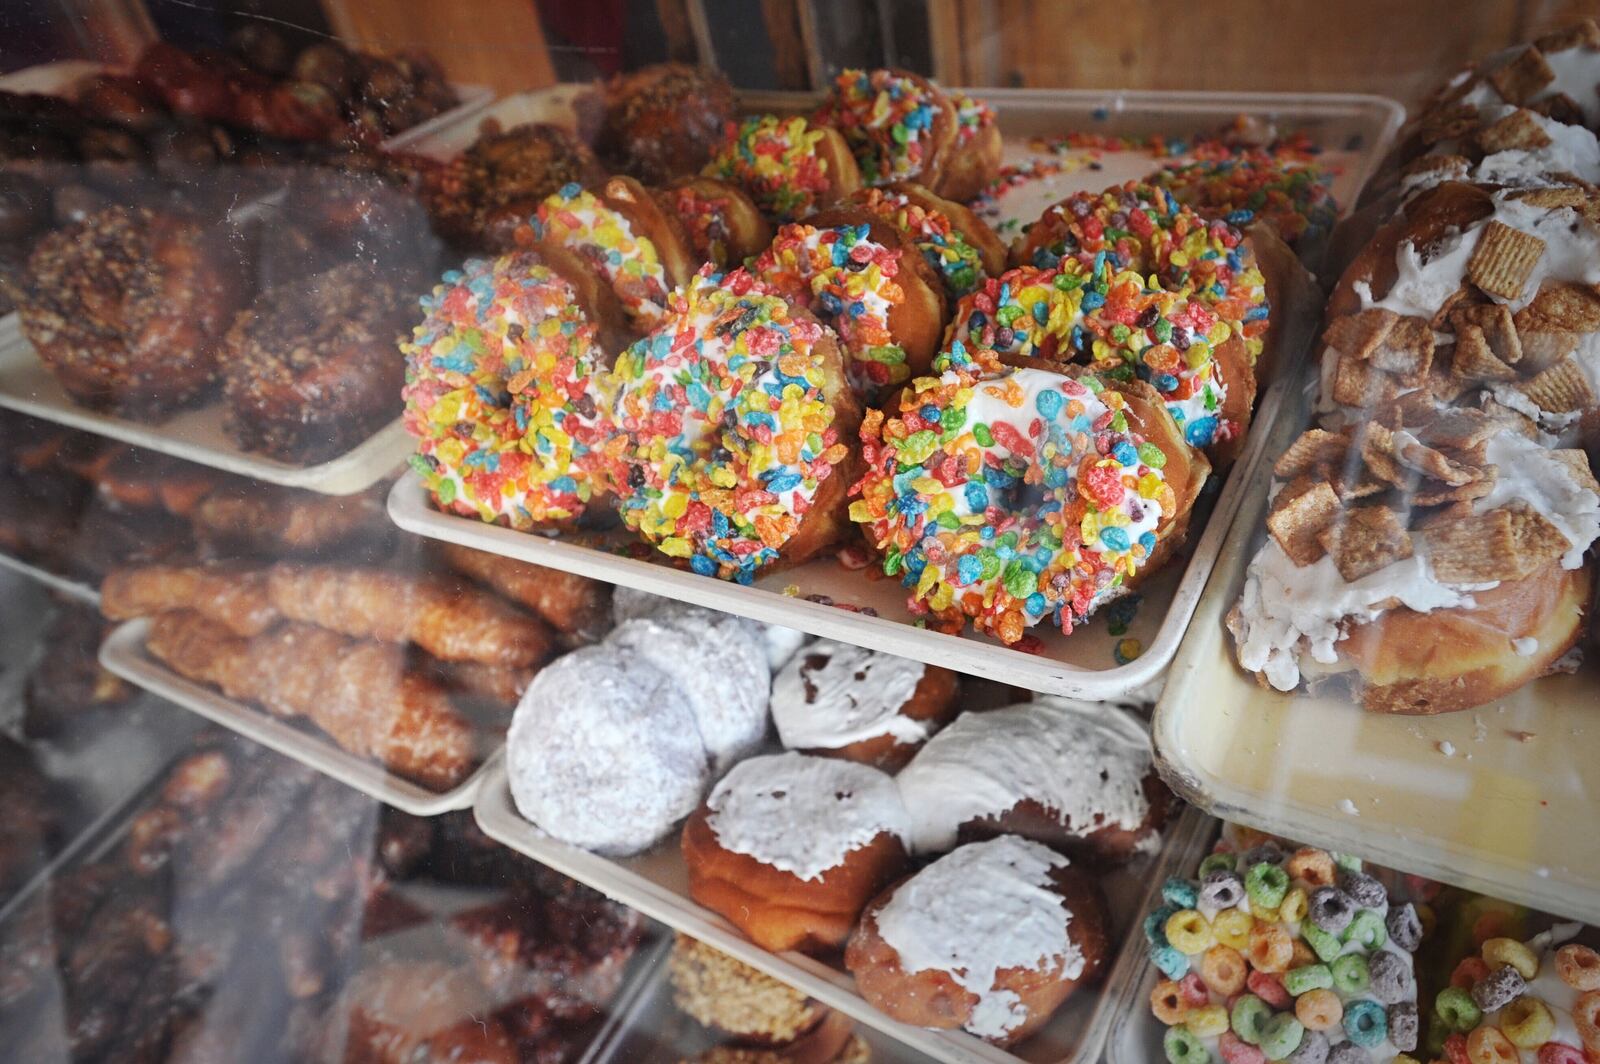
(532, 182, 671, 330)
(705, 114, 834, 221)
(816, 68, 941, 185)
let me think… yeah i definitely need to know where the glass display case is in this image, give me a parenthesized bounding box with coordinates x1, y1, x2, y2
(1, 3, 1596, 1063)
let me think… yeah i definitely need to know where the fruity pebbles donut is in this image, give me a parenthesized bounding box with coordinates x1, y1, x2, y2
(847, 184, 1005, 301)
(703, 114, 861, 222)
(610, 267, 863, 582)
(849, 343, 1204, 643)
(655, 176, 772, 269)
(402, 252, 616, 529)
(814, 68, 956, 189)
(936, 92, 1003, 203)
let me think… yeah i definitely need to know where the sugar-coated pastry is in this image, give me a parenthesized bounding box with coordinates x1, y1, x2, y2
(607, 612, 771, 774)
(610, 268, 863, 582)
(530, 177, 697, 334)
(771, 640, 958, 771)
(438, 542, 611, 641)
(814, 69, 956, 191)
(669, 934, 833, 1047)
(750, 214, 947, 395)
(682, 752, 910, 954)
(401, 252, 620, 531)
(703, 114, 862, 222)
(1143, 842, 1420, 1064)
(17, 205, 249, 419)
(845, 183, 1005, 301)
(936, 92, 1002, 203)
(657, 176, 774, 269)
(846, 835, 1109, 1046)
(588, 63, 736, 184)
(894, 698, 1170, 862)
(849, 347, 1208, 643)
(1432, 923, 1599, 1064)
(608, 588, 809, 673)
(507, 644, 708, 856)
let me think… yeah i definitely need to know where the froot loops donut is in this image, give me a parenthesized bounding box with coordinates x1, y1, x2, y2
(814, 68, 955, 189)
(402, 253, 616, 529)
(610, 267, 861, 582)
(703, 113, 861, 222)
(848, 342, 1181, 643)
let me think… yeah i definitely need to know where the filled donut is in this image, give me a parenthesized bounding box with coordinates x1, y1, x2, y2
(937, 92, 1003, 203)
(609, 268, 863, 582)
(669, 934, 840, 1049)
(894, 698, 1171, 862)
(682, 752, 911, 954)
(656, 176, 774, 270)
(845, 835, 1109, 1046)
(814, 68, 956, 191)
(849, 346, 1208, 643)
(844, 183, 1006, 301)
(703, 114, 862, 222)
(400, 252, 619, 530)
(750, 213, 947, 396)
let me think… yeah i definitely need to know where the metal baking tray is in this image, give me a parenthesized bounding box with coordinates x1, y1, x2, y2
(1151, 343, 1600, 926)
(474, 752, 1215, 1064)
(0, 316, 409, 497)
(98, 618, 501, 816)
(387, 89, 1398, 699)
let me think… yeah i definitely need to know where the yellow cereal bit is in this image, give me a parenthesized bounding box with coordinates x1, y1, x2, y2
(1165, 910, 1214, 954)
(659, 536, 692, 558)
(916, 564, 940, 599)
(1188, 1004, 1229, 1038)
(848, 500, 874, 523)
(1280, 887, 1309, 924)
(928, 582, 954, 611)
(1213, 908, 1254, 951)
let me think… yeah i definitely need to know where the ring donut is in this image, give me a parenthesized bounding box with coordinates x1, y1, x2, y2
(703, 113, 862, 222)
(814, 68, 957, 190)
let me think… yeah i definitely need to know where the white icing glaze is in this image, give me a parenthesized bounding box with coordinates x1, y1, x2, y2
(771, 639, 930, 751)
(507, 644, 708, 856)
(760, 625, 811, 674)
(1459, 43, 1600, 127)
(872, 836, 1084, 1042)
(894, 699, 1153, 855)
(607, 614, 771, 775)
(1513, 636, 1540, 655)
(1475, 430, 1600, 566)
(705, 752, 909, 881)
(1405, 107, 1600, 198)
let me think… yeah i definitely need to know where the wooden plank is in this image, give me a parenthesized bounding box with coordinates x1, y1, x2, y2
(761, 0, 815, 89)
(656, 0, 702, 63)
(321, 0, 556, 95)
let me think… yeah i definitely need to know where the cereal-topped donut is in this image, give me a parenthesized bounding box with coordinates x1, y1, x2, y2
(530, 177, 697, 335)
(750, 214, 947, 396)
(655, 176, 773, 269)
(609, 267, 863, 582)
(814, 68, 957, 189)
(849, 344, 1207, 643)
(401, 252, 617, 530)
(846, 183, 1006, 301)
(936, 92, 1003, 203)
(703, 114, 862, 222)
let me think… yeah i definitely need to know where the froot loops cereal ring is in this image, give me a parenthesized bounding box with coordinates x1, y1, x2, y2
(1483, 937, 1541, 980)
(1289, 940, 1317, 969)
(610, 268, 860, 582)
(1465, 1026, 1519, 1064)
(1219, 1031, 1268, 1064)
(402, 253, 617, 530)
(1202, 944, 1249, 996)
(1230, 994, 1273, 1044)
(1248, 922, 1294, 973)
(1452, 956, 1491, 989)
(1389, 1001, 1420, 1052)
(1570, 989, 1600, 1052)
(1246, 969, 1291, 1009)
(1556, 944, 1600, 991)
(1198, 853, 1236, 878)
(1164, 1024, 1207, 1064)
(1258, 1013, 1305, 1060)
(1246, 861, 1291, 909)
(1303, 923, 1343, 964)
(1330, 953, 1370, 995)
(1288, 848, 1337, 887)
(814, 68, 956, 189)
(1166, 910, 1216, 955)
(1436, 987, 1484, 1032)
(1343, 910, 1387, 951)
(704, 114, 860, 221)
(1387, 903, 1424, 953)
(1499, 995, 1556, 1048)
(1214, 907, 1255, 951)
(1151, 978, 1190, 1025)
(1341, 999, 1387, 1049)
(1284, 963, 1333, 996)
(1153, 944, 1191, 980)
(1146, 904, 1178, 946)
(1295, 988, 1343, 1032)
(1534, 1044, 1587, 1064)
(1163, 877, 1200, 910)
(1280, 887, 1309, 925)
(1202, 869, 1247, 910)
(1189, 1004, 1230, 1039)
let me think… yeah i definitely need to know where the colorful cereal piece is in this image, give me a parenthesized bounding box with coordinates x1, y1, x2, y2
(1190, 1004, 1231, 1039)
(1337, 870, 1386, 910)
(1536, 1044, 1588, 1064)
(1556, 944, 1600, 991)
(1199, 852, 1237, 878)
(1330, 953, 1370, 995)
(1202, 869, 1247, 910)
(1287, 848, 1337, 887)
(1340, 999, 1386, 1048)
(1285, 1029, 1329, 1064)
(1248, 969, 1293, 1009)
(1303, 923, 1343, 964)
(1307, 887, 1356, 934)
(1202, 944, 1250, 996)
(1343, 910, 1387, 951)
(1435, 986, 1483, 1032)
(1284, 963, 1333, 996)
(1295, 988, 1343, 1032)
(1470, 964, 1526, 1012)
(1231, 994, 1273, 1044)
(1465, 1025, 1519, 1063)
(1325, 1044, 1372, 1064)
(1153, 943, 1191, 980)
(1214, 908, 1256, 951)
(1167, 910, 1216, 954)
(1247, 862, 1291, 910)
(1146, 903, 1179, 946)
(1499, 994, 1556, 1048)
(1259, 1013, 1305, 1061)
(1164, 1024, 1208, 1064)
(1578, 989, 1600, 1053)
(1221, 1031, 1270, 1064)
(1388, 1001, 1419, 1052)
(1163, 877, 1200, 910)
(1451, 956, 1491, 989)
(1483, 937, 1540, 980)
(1387, 903, 1424, 953)
(1248, 922, 1295, 974)
(1368, 950, 1412, 1004)
(1280, 887, 1309, 925)
(1151, 978, 1190, 1025)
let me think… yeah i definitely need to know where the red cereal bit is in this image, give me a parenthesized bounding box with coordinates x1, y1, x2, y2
(1536, 1045, 1587, 1064)
(1473, 911, 1517, 945)
(1081, 216, 1104, 242)
(682, 501, 713, 533)
(1443, 1033, 1470, 1064)
(1178, 972, 1209, 1008)
(1247, 970, 1292, 1009)
(1079, 462, 1125, 509)
(991, 420, 1034, 458)
(1129, 209, 1155, 238)
(1451, 956, 1490, 988)
(1218, 1032, 1267, 1064)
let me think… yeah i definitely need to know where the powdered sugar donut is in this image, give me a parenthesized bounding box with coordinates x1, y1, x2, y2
(608, 612, 771, 774)
(771, 639, 959, 771)
(507, 644, 708, 856)
(609, 588, 809, 673)
(846, 835, 1109, 1046)
(683, 752, 911, 953)
(894, 698, 1170, 862)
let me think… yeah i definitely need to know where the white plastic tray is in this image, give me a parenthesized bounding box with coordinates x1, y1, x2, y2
(388, 90, 1398, 699)
(1152, 349, 1600, 926)
(0, 315, 408, 496)
(474, 757, 1211, 1064)
(98, 618, 499, 816)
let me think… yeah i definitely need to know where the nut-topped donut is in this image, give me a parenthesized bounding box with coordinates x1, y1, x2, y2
(401, 252, 618, 530)
(703, 113, 862, 222)
(814, 68, 957, 190)
(587, 63, 736, 184)
(609, 267, 863, 582)
(849, 344, 1208, 643)
(750, 213, 947, 396)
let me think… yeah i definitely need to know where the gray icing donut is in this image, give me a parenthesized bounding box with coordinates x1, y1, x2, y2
(506, 644, 708, 856)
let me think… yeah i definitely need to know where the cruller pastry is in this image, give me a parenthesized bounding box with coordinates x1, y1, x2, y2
(846, 835, 1109, 1046)
(683, 752, 911, 954)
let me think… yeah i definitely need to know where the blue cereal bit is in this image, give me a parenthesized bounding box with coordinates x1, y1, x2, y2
(1161, 878, 1198, 910)
(1112, 440, 1138, 465)
(1341, 1000, 1386, 1049)
(1155, 373, 1180, 393)
(1342, 909, 1386, 951)
(919, 403, 941, 423)
(1225, 209, 1254, 226)
(1144, 904, 1178, 946)
(1387, 1002, 1419, 1053)
(1184, 416, 1219, 448)
(1032, 299, 1050, 325)
(1163, 1025, 1206, 1064)
(1150, 944, 1189, 979)
(1259, 1013, 1305, 1061)
(955, 555, 982, 586)
(1024, 592, 1047, 615)
(690, 554, 717, 576)
(1368, 950, 1412, 1005)
(1386, 903, 1423, 953)
(964, 482, 989, 511)
(1139, 530, 1158, 552)
(1082, 290, 1106, 310)
(1100, 526, 1131, 551)
(1035, 387, 1064, 419)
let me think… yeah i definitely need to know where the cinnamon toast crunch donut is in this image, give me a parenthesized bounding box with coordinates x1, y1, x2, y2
(683, 752, 910, 954)
(609, 268, 863, 581)
(704, 114, 862, 222)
